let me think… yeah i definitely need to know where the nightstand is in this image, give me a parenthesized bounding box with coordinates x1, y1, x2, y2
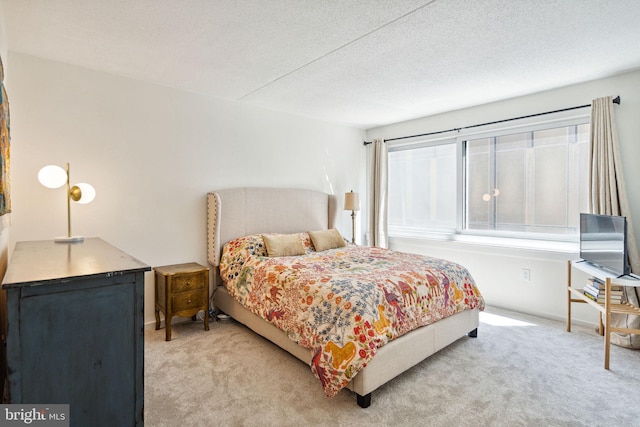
(154, 262, 210, 341)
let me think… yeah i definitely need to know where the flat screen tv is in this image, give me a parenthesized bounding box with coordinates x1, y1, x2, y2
(580, 213, 630, 276)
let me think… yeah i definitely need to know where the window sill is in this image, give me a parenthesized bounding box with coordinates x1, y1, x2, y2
(388, 232, 579, 254)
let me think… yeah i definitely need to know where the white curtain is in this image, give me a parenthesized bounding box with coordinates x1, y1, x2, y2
(368, 138, 388, 248)
(590, 96, 640, 349)
(589, 96, 639, 272)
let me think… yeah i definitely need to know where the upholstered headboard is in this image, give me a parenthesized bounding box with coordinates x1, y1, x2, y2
(207, 187, 338, 269)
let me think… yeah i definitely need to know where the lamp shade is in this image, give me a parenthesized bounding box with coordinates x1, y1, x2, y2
(344, 191, 360, 211)
(74, 183, 96, 204)
(38, 165, 67, 189)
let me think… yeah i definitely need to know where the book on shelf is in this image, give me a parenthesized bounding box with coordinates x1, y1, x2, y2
(583, 284, 598, 298)
(587, 278, 623, 293)
(582, 287, 624, 304)
(583, 284, 623, 299)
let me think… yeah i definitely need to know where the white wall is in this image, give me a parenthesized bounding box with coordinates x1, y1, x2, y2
(7, 52, 366, 325)
(367, 70, 640, 326)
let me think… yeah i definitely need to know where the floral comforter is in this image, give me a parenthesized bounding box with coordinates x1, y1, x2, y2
(220, 233, 485, 397)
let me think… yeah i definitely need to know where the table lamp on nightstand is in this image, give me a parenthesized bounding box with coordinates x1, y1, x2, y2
(38, 162, 96, 243)
(344, 190, 360, 244)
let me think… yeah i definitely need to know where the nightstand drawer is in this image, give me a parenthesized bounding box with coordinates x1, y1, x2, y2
(172, 290, 206, 312)
(171, 271, 206, 293)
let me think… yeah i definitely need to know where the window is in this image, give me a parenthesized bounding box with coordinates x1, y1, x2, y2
(388, 141, 457, 235)
(387, 116, 590, 240)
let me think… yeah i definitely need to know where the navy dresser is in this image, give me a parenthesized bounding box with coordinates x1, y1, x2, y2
(2, 238, 149, 426)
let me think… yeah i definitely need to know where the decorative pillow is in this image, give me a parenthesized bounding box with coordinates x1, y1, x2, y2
(262, 233, 306, 257)
(220, 234, 267, 282)
(308, 228, 346, 252)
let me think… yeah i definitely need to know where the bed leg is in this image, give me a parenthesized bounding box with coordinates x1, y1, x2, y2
(356, 393, 371, 408)
(467, 328, 478, 338)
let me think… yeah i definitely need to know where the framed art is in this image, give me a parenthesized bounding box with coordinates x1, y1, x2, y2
(0, 54, 11, 216)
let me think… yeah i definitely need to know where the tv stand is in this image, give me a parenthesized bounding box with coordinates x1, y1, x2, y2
(567, 260, 640, 369)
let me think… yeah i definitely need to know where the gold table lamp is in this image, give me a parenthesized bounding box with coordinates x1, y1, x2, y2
(38, 163, 96, 242)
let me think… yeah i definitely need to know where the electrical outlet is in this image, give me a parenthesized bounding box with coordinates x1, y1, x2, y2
(521, 268, 531, 282)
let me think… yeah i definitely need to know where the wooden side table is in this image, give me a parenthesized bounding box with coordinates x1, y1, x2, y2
(154, 262, 210, 341)
(567, 260, 640, 369)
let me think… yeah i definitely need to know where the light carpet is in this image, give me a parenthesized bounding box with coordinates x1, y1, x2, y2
(144, 306, 640, 426)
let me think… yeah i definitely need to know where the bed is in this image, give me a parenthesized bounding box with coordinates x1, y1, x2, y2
(207, 187, 484, 407)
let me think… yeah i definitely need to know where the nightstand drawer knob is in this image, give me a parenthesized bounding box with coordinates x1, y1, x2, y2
(187, 299, 192, 304)
(186, 281, 191, 286)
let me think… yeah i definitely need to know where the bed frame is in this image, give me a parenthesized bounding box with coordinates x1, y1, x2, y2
(207, 187, 479, 408)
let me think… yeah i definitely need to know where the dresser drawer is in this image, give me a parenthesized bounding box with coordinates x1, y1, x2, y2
(172, 290, 206, 312)
(171, 271, 206, 293)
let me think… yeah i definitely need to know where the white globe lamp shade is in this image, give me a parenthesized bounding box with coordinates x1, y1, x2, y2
(75, 183, 96, 204)
(38, 165, 67, 189)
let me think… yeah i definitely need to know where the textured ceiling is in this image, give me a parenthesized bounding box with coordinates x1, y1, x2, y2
(3, 0, 640, 129)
